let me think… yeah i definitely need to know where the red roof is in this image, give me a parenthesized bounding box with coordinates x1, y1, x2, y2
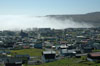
(90, 52, 100, 57)
(60, 41, 67, 44)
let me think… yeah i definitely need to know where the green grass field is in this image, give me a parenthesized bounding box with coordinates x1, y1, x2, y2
(11, 48, 43, 56)
(93, 50, 100, 52)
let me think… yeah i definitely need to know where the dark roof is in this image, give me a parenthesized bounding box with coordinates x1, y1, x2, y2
(15, 54, 30, 57)
(4, 58, 22, 64)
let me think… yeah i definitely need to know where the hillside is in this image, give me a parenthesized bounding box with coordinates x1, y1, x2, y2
(46, 12, 100, 27)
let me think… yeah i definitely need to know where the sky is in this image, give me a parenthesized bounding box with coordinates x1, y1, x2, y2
(0, 0, 100, 16)
(0, 0, 99, 30)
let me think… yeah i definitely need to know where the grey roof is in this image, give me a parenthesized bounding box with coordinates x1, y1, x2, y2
(43, 51, 56, 54)
(61, 49, 76, 53)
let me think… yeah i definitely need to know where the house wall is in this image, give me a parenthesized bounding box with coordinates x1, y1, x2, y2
(5, 63, 22, 66)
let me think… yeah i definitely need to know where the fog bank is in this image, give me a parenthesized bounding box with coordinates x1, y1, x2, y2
(0, 15, 93, 30)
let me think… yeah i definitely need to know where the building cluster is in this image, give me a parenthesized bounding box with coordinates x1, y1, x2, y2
(0, 27, 100, 65)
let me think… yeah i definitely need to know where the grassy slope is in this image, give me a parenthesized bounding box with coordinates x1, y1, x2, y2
(27, 58, 100, 66)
